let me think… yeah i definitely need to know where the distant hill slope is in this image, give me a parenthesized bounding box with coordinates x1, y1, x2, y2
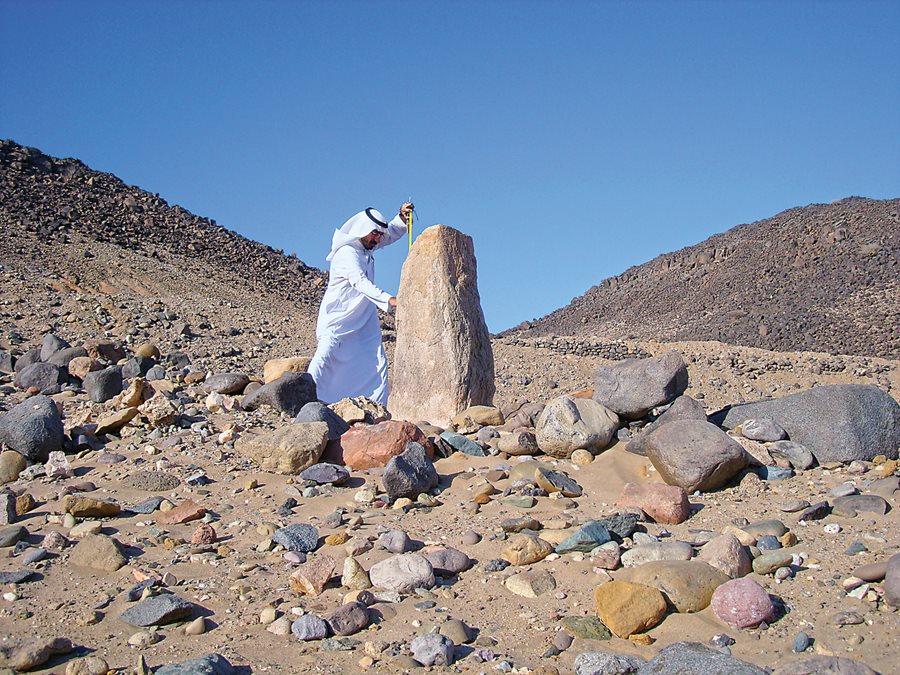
(506, 198, 899, 358)
(0, 139, 330, 364)
(0, 139, 326, 308)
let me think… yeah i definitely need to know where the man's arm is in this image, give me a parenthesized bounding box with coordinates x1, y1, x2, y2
(376, 202, 413, 250)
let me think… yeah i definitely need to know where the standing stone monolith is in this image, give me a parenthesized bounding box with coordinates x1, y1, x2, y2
(388, 225, 494, 425)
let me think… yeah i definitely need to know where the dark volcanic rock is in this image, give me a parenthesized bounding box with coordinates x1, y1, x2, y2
(40, 334, 70, 362)
(83, 365, 123, 403)
(14, 348, 41, 372)
(241, 372, 317, 417)
(48, 345, 88, 368)
(272, 523, 319, 553)
(382, 442, 439, 501)
(713, 384, 900, 463)
(0, 394, 65, 461)
(295, 402, 350, 440)
(626, 395, 707, 455)
(592, 351, 689, 420)
(119, 593, 196, 626)
(154, 653, 234, 675)
(203, 372, 250, 395)
(13, 362, 65, 394)
(636, 641, 766, 674)
(122, 355, 156, 379)
(299, 463, 350, 485)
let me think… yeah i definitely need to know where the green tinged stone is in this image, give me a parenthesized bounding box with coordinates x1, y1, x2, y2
(560, 616, 612, 641)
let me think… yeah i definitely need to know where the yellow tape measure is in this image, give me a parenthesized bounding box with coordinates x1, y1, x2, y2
(407, 197, 414, 251)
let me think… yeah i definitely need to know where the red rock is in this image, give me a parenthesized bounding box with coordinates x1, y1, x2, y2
(191, 523, 217, 545)
(710, 577, 775, 628)
(157, 500, 206, 525)
(616, 482, 691, 525)
(340, 421, 430, 470)
(289, 554, 336, 595)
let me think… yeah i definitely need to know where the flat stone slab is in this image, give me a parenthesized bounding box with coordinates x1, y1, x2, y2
(273, 523, 319, 553)
(125, 471, 181, 491)
(0, 569, 35, 584)
(119, 593, 196, 627)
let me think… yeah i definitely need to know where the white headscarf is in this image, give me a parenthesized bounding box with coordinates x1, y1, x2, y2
(326, 208, 388, 261)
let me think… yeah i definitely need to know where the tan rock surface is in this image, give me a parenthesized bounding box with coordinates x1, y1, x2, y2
(388, 225, 495, 425)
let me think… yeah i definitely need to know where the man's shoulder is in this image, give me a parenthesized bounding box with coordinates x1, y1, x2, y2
(331, 244, 366, 268)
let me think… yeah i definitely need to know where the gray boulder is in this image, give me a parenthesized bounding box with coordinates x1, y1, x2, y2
(122, 356, 156, 379)
(767, 440, 815, 470)
(203, 372, 250, 395)
(291, 614, 328, 641)
(739, 417, 786, 442)
(593, 351, 688, 420)
(14, 348, 41, 372)
(713, 384, 900, 463)
(383, 442, 439, 501)
(0, 395, 65, 462)
(13, 362, 65, 394)
(626, 395, 707, 456)
(410, 633, 455, 667)
(40, 334, 70, 362)
(0, 351, 14, 372)
(154, 654, 234, 675)
(272, 523, 319, 553)
(645, 419, 748, 493)
(575, 651, 646, 675)
(885, 552, 900, 608)
(241, 372, 317, 417)
(637, 641, 766, 674)
(300, 462, 350, 485)
(83, 366, 123, 403)
(295, 401, 349, 440)
(535, 395, 619, 458)
(48, 346, 88, 368)
(773, 655, 878, 675)
(119, 593, 195, 626)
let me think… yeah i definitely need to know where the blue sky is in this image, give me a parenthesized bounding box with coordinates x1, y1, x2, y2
(2, 0, 898, 332)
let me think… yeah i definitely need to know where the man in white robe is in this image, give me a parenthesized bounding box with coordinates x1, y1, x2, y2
(307, 203, 412, 406)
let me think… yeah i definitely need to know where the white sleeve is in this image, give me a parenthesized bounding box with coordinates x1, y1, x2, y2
(332, 247, 392, 311)
(375, 214, 409, 250)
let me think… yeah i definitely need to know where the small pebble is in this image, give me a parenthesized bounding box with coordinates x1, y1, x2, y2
(793, 631, 811, 653)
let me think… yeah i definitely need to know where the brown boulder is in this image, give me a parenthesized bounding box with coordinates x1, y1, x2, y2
(615, 482, 691, 524)
(235, 423, 328, 474)
(340, 421, 429, 470)
(593, 581, 668, 638)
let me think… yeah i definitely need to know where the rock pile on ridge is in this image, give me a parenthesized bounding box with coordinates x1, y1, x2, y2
(506, 197, 900, 359)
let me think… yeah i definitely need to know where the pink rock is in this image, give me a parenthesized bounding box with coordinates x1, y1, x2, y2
(191, 524, 217, 545)
(289, 554, 336, 595)
(340, 421, 431, 470)
(615, 482, 691, 525)
(711, 577, 775, 628)
(157, 500, 206, 525)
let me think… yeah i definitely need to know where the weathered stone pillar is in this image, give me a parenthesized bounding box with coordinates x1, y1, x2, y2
(388, 225, 495, 425)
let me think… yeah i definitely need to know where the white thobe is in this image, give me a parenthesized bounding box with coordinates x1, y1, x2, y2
(307, 214, 407, 405)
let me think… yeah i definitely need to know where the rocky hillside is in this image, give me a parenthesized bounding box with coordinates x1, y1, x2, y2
(506, 198, 900, 359)
(0, 139, 330, 368)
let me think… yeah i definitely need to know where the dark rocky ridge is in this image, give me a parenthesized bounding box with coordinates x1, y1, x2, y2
(0, 139, 326, 309)
(505, 198, 899, 359)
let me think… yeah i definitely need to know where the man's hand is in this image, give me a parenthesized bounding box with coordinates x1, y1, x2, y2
(399, 202, 414, 220)
(388, 297, 397, 309)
